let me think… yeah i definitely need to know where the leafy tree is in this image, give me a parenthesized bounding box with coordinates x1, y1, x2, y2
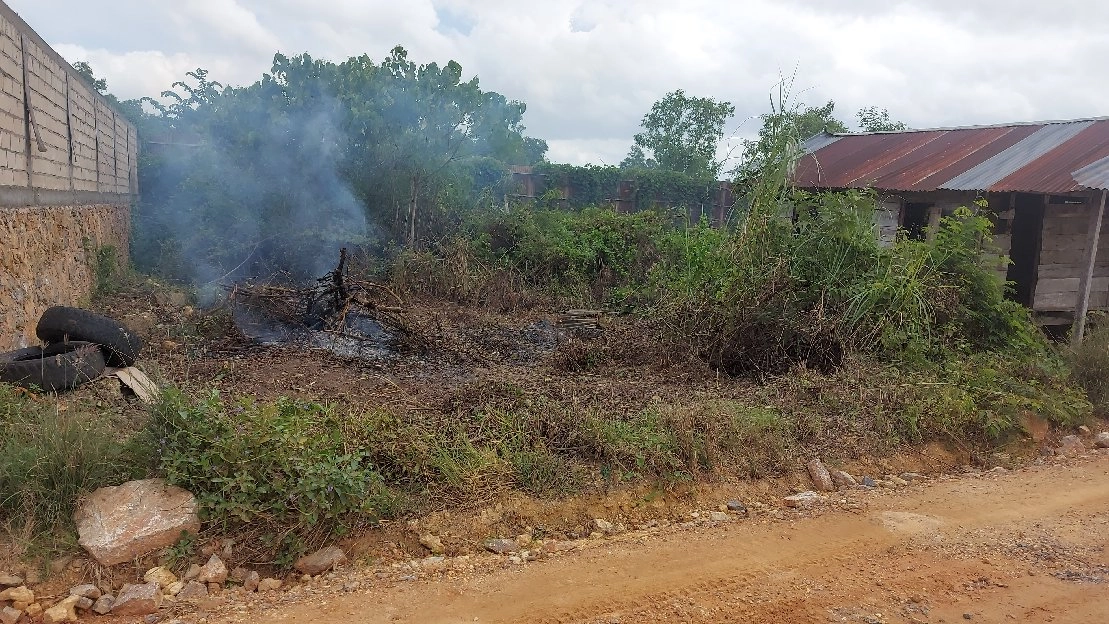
(71, 61, 107, 94)
(857, 106, 908, 132)
(735, 99, 848, 185)
(131, 47, 548, 284)
(622, 90, 735, 178)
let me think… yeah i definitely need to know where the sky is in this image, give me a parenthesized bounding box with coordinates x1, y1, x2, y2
(10, 0, 1109, 169)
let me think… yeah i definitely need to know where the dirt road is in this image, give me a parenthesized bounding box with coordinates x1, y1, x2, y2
(212, 454, 1109, 624)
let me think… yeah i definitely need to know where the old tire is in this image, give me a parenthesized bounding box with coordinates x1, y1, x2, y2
(0, 341, 106, 391)
(36, 306, 143, 367)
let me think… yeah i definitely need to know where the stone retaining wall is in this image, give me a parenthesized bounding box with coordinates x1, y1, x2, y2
(0, 203, 129, 349)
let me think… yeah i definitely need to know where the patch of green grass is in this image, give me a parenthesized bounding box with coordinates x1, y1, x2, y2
(0, 385, 142, 536)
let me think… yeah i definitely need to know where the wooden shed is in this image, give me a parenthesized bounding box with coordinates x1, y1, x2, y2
(794, 118, 1109, 340)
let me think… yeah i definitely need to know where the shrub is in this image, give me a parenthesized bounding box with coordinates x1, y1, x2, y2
(149, 389, 397, 549)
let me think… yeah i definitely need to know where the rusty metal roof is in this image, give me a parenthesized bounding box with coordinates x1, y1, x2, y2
(795, 117, 1109, 193)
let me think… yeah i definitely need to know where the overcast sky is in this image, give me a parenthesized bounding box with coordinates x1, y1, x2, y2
(10, 0, 1109, 168)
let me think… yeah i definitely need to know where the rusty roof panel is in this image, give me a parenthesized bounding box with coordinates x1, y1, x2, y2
(940, 121, 1094, 190)
(911, 125, 1039, 189)
(991, 121, 1109, 192)
(795, 118, 1109, 194)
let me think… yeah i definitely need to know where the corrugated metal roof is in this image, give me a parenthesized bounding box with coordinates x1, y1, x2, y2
(794, 117, 1109, 193)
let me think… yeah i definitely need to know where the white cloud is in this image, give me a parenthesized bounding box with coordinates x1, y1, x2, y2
(13, 0, 1109, 166)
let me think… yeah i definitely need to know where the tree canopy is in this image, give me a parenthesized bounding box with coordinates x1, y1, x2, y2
(856, 106, 909, 132)
(130, 47, 547, 284)
(621, 90, 735, 179)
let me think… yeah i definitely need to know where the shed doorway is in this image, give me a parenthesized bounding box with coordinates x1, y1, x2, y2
(1005, 193, 1045, 307)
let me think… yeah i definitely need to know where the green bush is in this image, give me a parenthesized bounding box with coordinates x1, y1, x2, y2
(149, 389, 397, 538)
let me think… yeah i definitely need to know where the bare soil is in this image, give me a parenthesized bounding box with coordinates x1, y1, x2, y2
(188, 452, 1109, 624)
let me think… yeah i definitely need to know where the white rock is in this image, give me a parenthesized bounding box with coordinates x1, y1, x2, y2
(783, 491, 826, 509)
(74, 479, 199, 566)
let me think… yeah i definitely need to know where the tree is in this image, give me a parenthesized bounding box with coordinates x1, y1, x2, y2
(736, 99, 849, 183)
(621, 90, 735, 178)
(131, 46, 548, 283)
(71, 61, 107, 94)
(856, 106, 908, 132)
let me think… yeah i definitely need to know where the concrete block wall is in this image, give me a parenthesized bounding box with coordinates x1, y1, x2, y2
(0, 2, 138, 350)
(0, 15, 25, 188)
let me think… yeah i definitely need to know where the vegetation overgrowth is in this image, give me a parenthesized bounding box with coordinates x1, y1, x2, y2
(1, 60, 1103, 569)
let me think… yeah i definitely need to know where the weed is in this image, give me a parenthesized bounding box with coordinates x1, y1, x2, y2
(1066, 318, 1109, 415)
(0, 385, 141, 537)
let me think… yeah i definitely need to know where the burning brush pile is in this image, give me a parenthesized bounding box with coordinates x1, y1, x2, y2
(228, 249, 425, 360)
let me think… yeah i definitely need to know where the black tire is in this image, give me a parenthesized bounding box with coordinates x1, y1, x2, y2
(0, 341, 106, 391)
(36, 306, 143, 367)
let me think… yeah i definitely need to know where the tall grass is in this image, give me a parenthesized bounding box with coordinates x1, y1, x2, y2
(0, 386, 140, 536)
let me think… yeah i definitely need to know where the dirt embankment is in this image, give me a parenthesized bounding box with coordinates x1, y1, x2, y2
(197, 453, 1109, 624)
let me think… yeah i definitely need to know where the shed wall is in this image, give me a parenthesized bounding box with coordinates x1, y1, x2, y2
(1034, 198, 1109, 312)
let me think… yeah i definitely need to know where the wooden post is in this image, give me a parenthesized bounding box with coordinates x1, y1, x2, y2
(64, 71, 74, 191)
(926, 204, 942, 240)
(1072, 189, 1107, 344)
(19, 33, 31, 187)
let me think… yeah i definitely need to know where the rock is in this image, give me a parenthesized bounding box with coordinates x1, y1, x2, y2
(806, 459, 835, 491)
(44, 595, 81, 623)
(164, 581, 185, 596)
(709, 511, 729, 522)
(174, 581, 207, 600)
(74, 479, 199, 566)
(726, 500, 748, 514)
(42, 605, 71, 624)
(990, 466, 1009, 474)
(593, 518, 615, 533)
(24, 603, 42, 618)
(783, 491, 826, 509)
(515, 533, 533, 547)
(69, 584, 100, 600)
(0, 586, 33, 604)
(900, 472, 926, 481)
(257, 578, 282, 592)
(0, 574, 21, 588)
(111, 583, 162, 616)
(196, 555, 227, 584)
(0, 606, 20, 624)
(91, 595, 115, 615)
(294, 546, 346, 575)
(1095, 432, 1109, 449)
(145, 614, 163, 624)
(74, 596, 93, 610)
(1058, 435, 1086, 456)
(183, 564, 201, 581)
(887, 475, 909, 486)
(144, 566, 178, 589)
(1078, 425, 1091, 435)
(419, 534, 445, 554)
(830, 470, 857, 487)
(484, 538, 519, 554)
(243, 571, 260, 593)
(861, 476, 877, 487)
